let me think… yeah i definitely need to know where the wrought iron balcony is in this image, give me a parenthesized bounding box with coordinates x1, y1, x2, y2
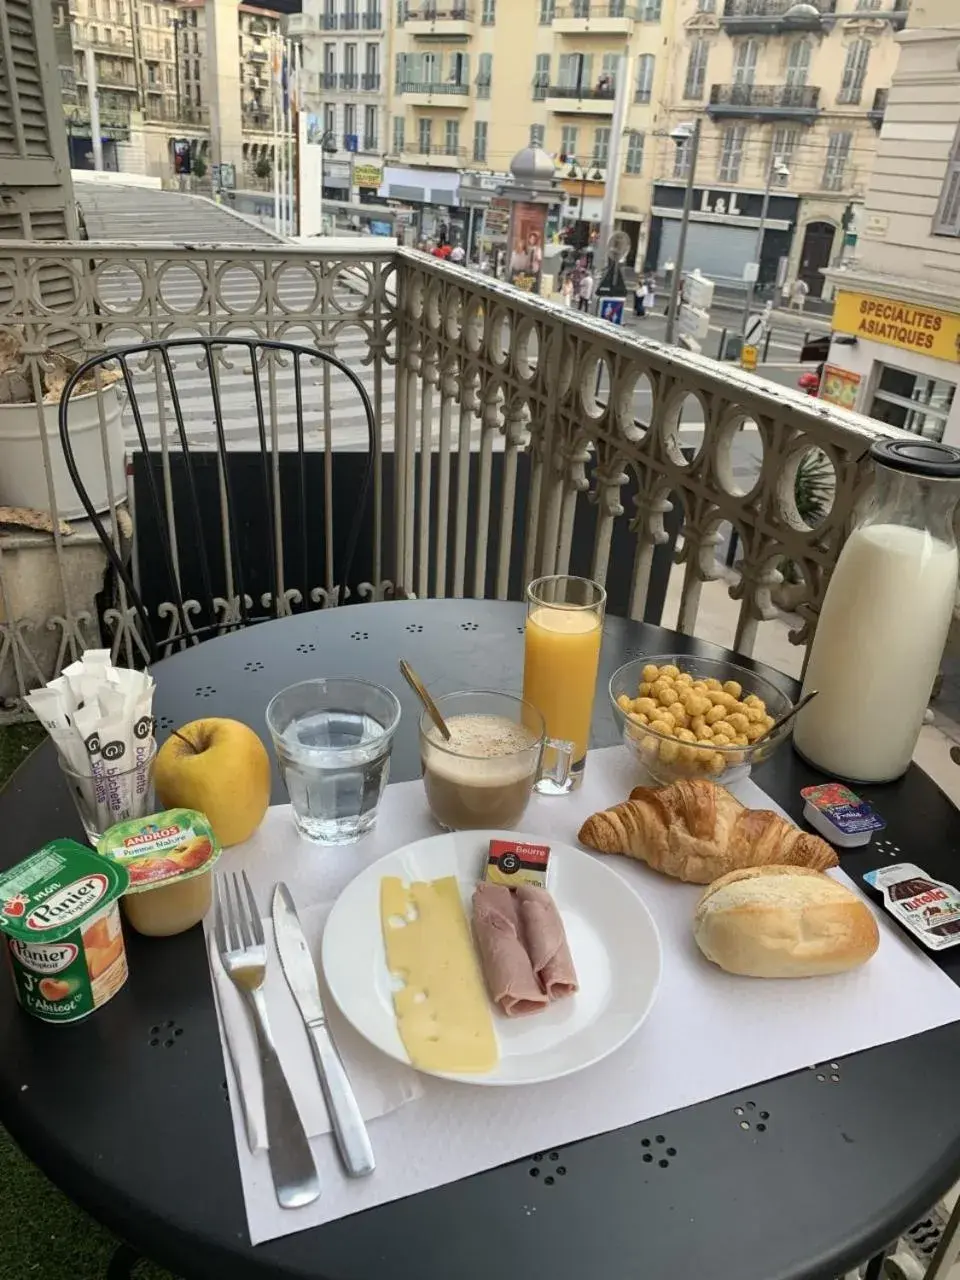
(401, 5, 474, 36)
(0, 238, 905, 710)
(553, 2, 634, 34)
(319, 71, 338, 90)
(362, 9, 383, 27)
(361, 72, 382, 90)
(398, 80, 471, 106)
(707, 83, 821, 124)
(340, 72, 359, 90)
(545, 83, 616, 114)
(340, 11, 360, 28)
(721, 0, 836, 33)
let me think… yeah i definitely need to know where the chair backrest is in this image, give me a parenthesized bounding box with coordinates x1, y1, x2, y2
(57, 335, 376, 663)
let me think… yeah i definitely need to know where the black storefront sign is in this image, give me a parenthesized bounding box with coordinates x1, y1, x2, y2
(652, 183, 799, 225)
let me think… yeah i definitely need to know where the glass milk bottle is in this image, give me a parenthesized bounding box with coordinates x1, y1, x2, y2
(794, 439, 960, 783)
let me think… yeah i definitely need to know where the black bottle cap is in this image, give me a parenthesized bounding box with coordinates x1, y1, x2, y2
(869, 437, 960, 478)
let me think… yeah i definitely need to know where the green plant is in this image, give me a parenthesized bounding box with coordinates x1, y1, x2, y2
(779, 451, 835, 588)
(254, 155, 271, 180)
(193, 155, 207, 179)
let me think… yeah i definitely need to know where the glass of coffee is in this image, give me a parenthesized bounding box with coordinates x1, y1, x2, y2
(419, 690, 572, 831)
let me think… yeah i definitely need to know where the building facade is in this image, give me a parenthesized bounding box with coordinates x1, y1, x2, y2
(380, 0, 906, 277)
(294, 0, 387, 203)
(648, 0, 907, 298)
(822, 0, 960, 443)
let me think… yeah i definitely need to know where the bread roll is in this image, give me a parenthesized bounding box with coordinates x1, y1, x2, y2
(693, 865, 879, 978)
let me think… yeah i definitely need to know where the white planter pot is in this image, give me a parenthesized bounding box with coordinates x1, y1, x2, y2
(0, 385, 125, 521)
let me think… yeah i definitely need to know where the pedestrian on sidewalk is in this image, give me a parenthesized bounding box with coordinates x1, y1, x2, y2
(561, 274, 574, 307)
(790, 278, 809, 312)
(577, 270, 594, 313)
(643, 275, 657, 316)
(634, 279, 645, 316)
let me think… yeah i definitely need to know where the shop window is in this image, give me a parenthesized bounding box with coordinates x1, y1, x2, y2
(870, 363, 956, 441)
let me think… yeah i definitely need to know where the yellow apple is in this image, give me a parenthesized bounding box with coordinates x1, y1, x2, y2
(154, 718, 271, 848)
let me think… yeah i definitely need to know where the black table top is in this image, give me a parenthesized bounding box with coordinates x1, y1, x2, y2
(2, 599, 960, 1280)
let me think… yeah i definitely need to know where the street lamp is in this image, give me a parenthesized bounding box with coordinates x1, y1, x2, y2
(566, 156, 605, 252)
(739, 152, 790, 337)
(168, 15, 186, 122)
(663, 119, 702, 346)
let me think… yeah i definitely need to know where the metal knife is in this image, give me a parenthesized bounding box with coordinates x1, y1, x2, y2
(272, 882, 376, 1178)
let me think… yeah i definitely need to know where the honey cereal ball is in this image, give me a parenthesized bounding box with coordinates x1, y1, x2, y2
(641, 664, 660, 684)
(711, 732, 732, 747)
(655, 710, 676, 730)
(704, 677, 722, 691)
(726, 712, 750, 735)
(723, 680, 743, 699)
(691, 681, 709, 693)
(685, 694, 712, 718)
(746, 721, 767, 742)
(638, 682, 653, 697)
(676, 728, 697, 743)
(763, 715, 776, 731)
(706, 751, 726, 774)
(634, 697, 658, 718)
(675, 673, 694, 687)
(666, 702, 689, 728)
(659, 664, 681, 681)
(705, 704, 728, 725)
(617, 693, 632, 711)
(649, 718, 675, 737)
(746, 705, 766, 724)
(691, 717, 712, 739)
(744, 694, 763, 709)
(658, 738, 680, 764)
(710, 720, 736, 739)
(652, 679, 676, 703)
(627, 711, 649, 726)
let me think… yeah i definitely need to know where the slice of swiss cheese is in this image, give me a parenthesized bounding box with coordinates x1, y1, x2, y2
(380, 875, 499, 1074)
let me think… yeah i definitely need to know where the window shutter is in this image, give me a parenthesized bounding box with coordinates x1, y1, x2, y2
(935, 124, 960, 236)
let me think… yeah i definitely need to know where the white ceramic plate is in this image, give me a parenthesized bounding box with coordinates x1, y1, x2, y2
(321, 830, 662, 1085)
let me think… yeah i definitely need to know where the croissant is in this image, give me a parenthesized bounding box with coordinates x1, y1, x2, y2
(578, 779, 838, 884)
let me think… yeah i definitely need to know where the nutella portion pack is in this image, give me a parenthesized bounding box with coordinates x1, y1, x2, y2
(864, 862, 960, 951)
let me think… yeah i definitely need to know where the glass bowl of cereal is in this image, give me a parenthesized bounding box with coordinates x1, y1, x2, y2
(608, 655, 795, 786)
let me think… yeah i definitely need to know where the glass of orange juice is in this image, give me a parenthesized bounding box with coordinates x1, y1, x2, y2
(522, 574, 606, 794)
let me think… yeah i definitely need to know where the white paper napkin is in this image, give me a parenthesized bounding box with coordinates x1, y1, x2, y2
(210, 752, 960, 1246)
(207, 900, 422, 1152)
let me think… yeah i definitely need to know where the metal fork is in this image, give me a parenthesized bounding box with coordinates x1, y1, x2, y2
(214, 870, 321, 1210)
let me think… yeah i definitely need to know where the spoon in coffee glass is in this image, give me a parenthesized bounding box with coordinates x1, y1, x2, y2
(398, 660, 451, 741)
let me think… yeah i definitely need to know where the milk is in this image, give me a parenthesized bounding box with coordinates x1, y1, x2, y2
(794, 523, 958, 782)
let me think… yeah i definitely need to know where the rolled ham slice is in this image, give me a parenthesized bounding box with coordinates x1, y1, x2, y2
(472, 883, 548, 1017)
(516, 884, 579, 1001)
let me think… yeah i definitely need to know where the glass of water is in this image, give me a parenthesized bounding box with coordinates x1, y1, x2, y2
(266, 678, 402, 845)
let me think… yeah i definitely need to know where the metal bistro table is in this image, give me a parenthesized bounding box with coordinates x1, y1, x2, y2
(2, 600, 960, 1280)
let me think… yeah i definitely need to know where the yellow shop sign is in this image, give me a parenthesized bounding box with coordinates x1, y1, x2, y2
(353, 164, 383, 188)
(833, 291, 960, 363)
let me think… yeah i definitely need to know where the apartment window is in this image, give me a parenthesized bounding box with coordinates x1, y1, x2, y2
(366, 43, 378, 74)
(674, 134, 692, 179)
(143, 3, 152, 20)
(344, 104, 357, 142)
(474, 119, 488, 161)
(165, 38, 171, 57)
(635, 53, 654, 104)
(561, 124, 578, 160)
(418, 116, 432, 152)
(539, 0, 555, 21)
(733, 39, 758, 86)
(477, 52, 492, 98)
(601, 52, 619, 90)
(823, 130, 851, 189)
(935, 123, 960, 236)
(392, 114, 405, 152)
(165, 65, 173, 85)
(445, 118, 459, 154)
(572, 0, 588, 14)
(558, 52, 590, 89)
(684, 38, 708, 101)
(481, 0, 495, 22)
(593, 126, 610, 165)
(718, 125, 746, 182)
(364, 104, 377, 147)
(530, 123, 545, 147)
(193, 58, 200, 80)
(839, 38, 870, 105)
(394, 52, 405, 88)
(786, 39, 810, 87)
(88, 24, 98, 40)
(770, 125, 799, 168)
(324, 103, 337, 136)
(639, 0, 662, 17)
(345, 43, 357, 74)
(698, 0, 715, 9)
(871, 366, 956, 441)
(533, 52, 549, 99)
(856, 0, 882, 8)
(625, 130, 644, 174)
(192, 32, 199, 53)
(421, 51, 439, 82)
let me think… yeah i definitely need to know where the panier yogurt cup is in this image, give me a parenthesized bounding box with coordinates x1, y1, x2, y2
(0, 840, 130, 1023)
(97, 808, 221, 936)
